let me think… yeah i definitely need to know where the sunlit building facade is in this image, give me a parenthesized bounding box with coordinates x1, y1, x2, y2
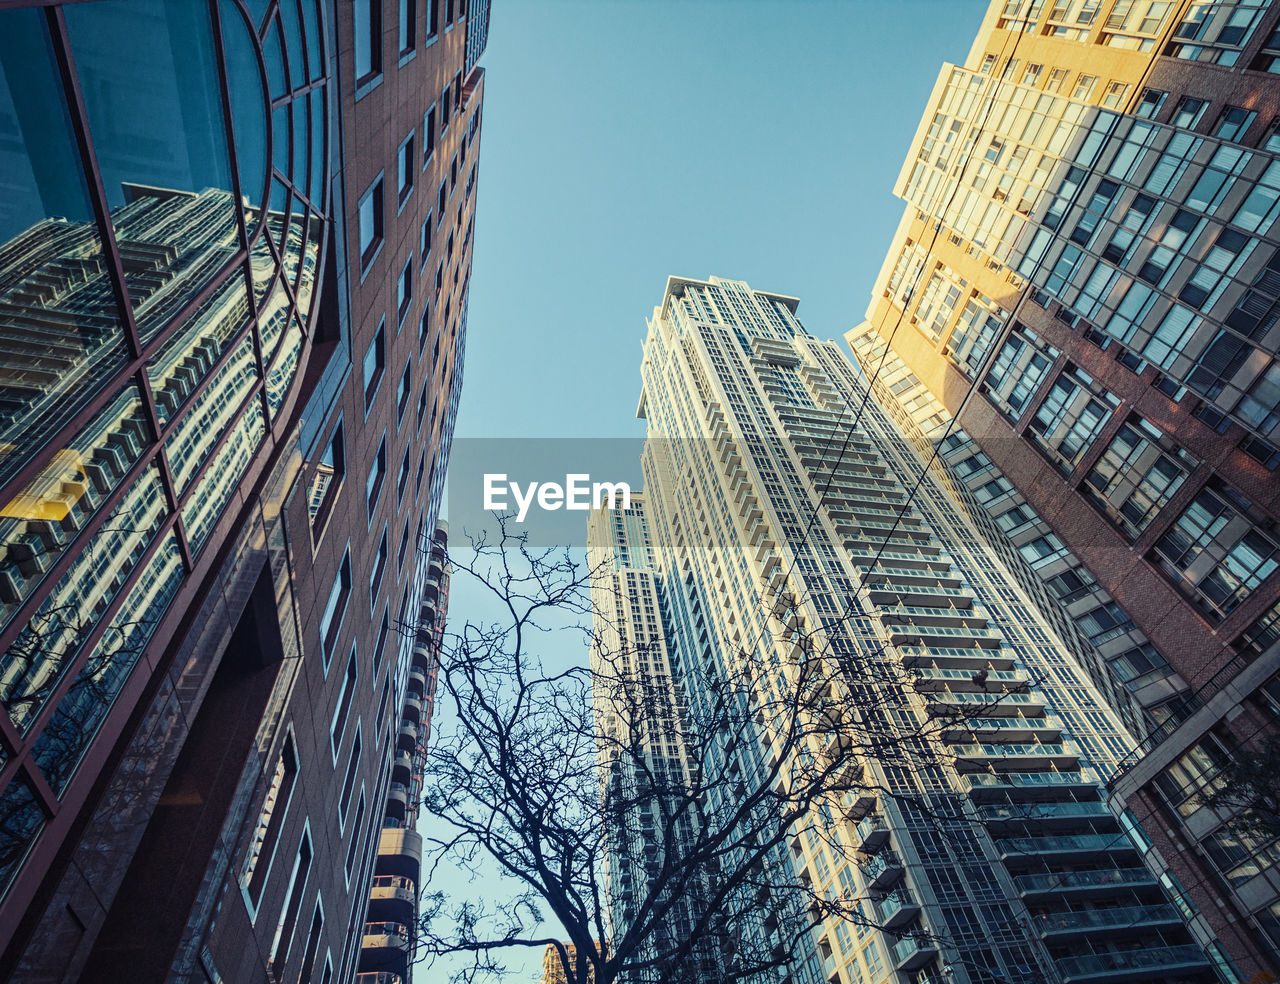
(0, 1, 486, 981)
(847, 0, 1280, 976)
(620, 275, 1213, 984)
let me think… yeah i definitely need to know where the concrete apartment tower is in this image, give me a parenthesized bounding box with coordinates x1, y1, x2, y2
(846, 0, 1280, 975)
(0, 1, 486, 981)
(603, 274, 1214, 984)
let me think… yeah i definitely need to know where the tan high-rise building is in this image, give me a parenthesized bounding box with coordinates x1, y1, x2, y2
(849, 1, 1280, 977)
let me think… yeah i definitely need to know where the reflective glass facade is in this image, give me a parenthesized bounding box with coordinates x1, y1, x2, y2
(0, 0, 327, 904)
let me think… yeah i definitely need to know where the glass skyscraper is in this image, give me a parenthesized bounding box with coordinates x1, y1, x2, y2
(0, 1, 488, 980)
(599, 275, 1214, 984)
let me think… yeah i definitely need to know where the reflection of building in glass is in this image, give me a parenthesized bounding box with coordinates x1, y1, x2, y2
(0, 1, 489, 981)
(613, 275, 1214, 984)
(847, 1, 1280, 977)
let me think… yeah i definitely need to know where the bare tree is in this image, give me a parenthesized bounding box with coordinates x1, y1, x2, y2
(417, 519, 1040, 984)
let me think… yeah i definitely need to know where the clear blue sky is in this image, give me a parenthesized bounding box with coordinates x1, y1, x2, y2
(455, 0, 990, 445)
(430, 3, 990, 979)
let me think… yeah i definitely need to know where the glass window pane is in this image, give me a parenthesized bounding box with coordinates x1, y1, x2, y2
(31, 528, 184, 794)
(1, 464, 169, 734)
(0, 385, 150, 646)
(0, 9, 129, 494)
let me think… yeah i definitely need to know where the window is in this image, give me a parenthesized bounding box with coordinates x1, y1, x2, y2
(437, 179, 447, 219)
(1101, 80, 1129, 109)
(397, 133, 415, 206)
(397, 519, 411, 569)
(308, 419, 345, 534)
(1072, 74, 1097, 100)
(1215, 105, 1257, 142)
(1045, 67, 1069, 92)
(268, 829, 312, 979)
(331, 646, 358, 758)
(1084, 416, 1198, 539)
(358, 177, 384, 271)
(370, 527, 389, 607)
(420, 210, 434, 269)
(363, 321, 385, 410)
(353, 0, 381, 85)
(453, 70, 462, 113)
(1172, 96, 1208, 130)
(1028, 366, 1120, 474)
(397, 445, 411, 500)
(396, 362, 412, 424)
(242, 734, 298, 911)
(982, 323, 1059, 421)
(1022, 63, 1041, 85)
(418, 301, 431, 351)
(423, 105, 436, 166)
(417, 379, 430, 428)
(338, 730, 362, 824)
(398, 0, 416, 55)
(397, 257, 413, 326)
(373, 605, 391, 677)
(1153, 483, 1280, 622)
(367, 436, 387, 517)
(426, 0, 440, 41)
(319, 551, 352, 667)
(343, 791, 367, 879)
(1136, 88, 1168, 118)
(298, 902, 325, 984)
(441, 84, 451, 130)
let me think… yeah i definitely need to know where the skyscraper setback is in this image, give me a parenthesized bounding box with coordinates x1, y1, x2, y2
(597, 274, 1213, 984)
(848, 0, 1280, 974)
(0, 1, 486, 980)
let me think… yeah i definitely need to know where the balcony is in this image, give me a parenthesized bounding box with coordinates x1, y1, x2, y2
(361, 921, 412, 959)
(949, 742, 1079, 772)
(996, 833, 1136, 860)
(1057, 945, 1210, 981)
(892, 934, 939, 972)
(898, 647, 1014, 672)
(854, 815, 889, 854)
(368, 874, 417, 921)
(843, 787, 876, 820)
(1033, 903, 1182, 938)
(402, 693, 423, 723)
(960, 769, 1100, 801)
(942, 715, 1063, 743)
(392, 750, 413, 783)
(861, 850, 904, 890)
(1014, 867, 1156, 899)
(911, 667, 1027, 692)
(877, 888, 921, 929)
(376, 828, 422, 879)
(355, 974, 403, 984)
(397, 722, 418, 752)
(979, 800, 1109, 828)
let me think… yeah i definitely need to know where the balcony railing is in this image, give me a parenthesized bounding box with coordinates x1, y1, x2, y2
(1034, 903, 1181, 935)
(1014, 867, 1155, 895)
(362, 921, 411, 942)
(1057, 944, 1209, 981)
(997, 833, 1133, 856)
(892, 934, 939, 971)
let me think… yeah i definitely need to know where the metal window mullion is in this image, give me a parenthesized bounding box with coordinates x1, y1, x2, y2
(46, 6, 142, 360)
(0, 243, 248, 512)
